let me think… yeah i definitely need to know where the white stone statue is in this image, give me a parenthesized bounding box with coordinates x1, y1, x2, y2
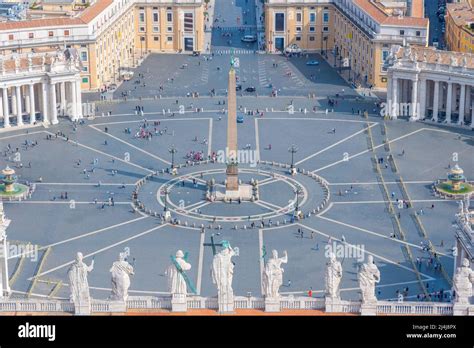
(435, 53, 442, 63)
(68, 252, 94, 306)
(262, 250, 288, 299)
(166, 250, 192, 295)
(453, 258, 474, 304)
(422, 52, 428, 62)
(109, 251, 134, 302)
(450, 55, 458, 67)
(325, 252, 343, 299)
(358, 255, 380, 303)
(211, 241, 237, 303)
(403, 45, 412, 60)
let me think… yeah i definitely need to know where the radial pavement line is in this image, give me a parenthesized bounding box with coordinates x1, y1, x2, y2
(89, 125, 171, 165)
(30, 224, 168, 280)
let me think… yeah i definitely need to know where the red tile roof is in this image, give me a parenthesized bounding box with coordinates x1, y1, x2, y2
(0, 0, 114, 31)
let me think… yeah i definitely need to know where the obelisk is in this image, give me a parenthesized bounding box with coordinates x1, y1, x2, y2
(226, 52, 239, 193)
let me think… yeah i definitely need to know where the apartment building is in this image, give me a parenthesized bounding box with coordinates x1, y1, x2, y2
(265, 0, 429, 89)
(0, 0, 204, 91)
(445, 1, 474, 54)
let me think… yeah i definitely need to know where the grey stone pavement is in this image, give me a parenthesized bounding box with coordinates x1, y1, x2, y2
(1, 0, 472, 303)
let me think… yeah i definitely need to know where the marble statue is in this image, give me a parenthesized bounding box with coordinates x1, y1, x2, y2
(422, 52, 428, 62)
(358, 255, 380, 303)
(462, 56, 468, 68)
(325, 252, 343, 299)
(27, 53, 33, 69)
(14, 56, 20, 71)
(262, 250, 288, 298)
(211, 240, 237, 301)
(450, 55, 458, 67)
(403, 45, 412, 60)
(166, 250, 192, 295)
(68, 252, 94, 306)
(435, 53, 442, 64)
(453, 258, 474, 304)
(110, 251, 134, 302)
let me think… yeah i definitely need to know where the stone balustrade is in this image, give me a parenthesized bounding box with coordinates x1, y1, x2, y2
(0, 295, 469, 316)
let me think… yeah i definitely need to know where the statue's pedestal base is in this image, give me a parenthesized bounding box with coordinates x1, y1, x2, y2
(453, 303, 470, 316)
(164, 210, 172, 222)
(289, 167, 297, 176)
(109, 300, 127, 313)
(264, 298, 281, 312)
(218, 301, 234, 314)
(171, 168, 178, 176)
(215, 184, 254, 201)
(171, 294, 187, 312)
(73, 303, 91, 316)
(360, 302, 377, 316)
(325, 297, 343, 313)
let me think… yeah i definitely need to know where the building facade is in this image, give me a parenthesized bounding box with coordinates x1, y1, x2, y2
(386, 45, 474, 128)
(445, 1, 474, 54)
(265, 0, 429, 89)
(0, 0, 204, 91)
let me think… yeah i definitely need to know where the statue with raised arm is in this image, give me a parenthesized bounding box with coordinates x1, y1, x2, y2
(110, 251, 134, 302)
(211, 240, 237, 306)
(453, 258, 474, 304)
(68, 252, 94, 307)
(166, 250, 192, 295)
(262, 250, 288, 298)
(325, 252, 343, 299)
(358, 255, 380, 303)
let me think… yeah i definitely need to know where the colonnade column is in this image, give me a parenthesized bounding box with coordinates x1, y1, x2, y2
(49, 83, 58, 125)
(419, 79, 427, 120)
(41, 82, 49, 125)
(29, 84, 36, 124)
(76, 79, 83, 119)
(70, 80, 77, 121)
(15, 86, 23, 126)
(410, 78, 419, 120)
(392, 77, 398, 119)
(2, 88, 9, 128)
(446, 82, 452, 123)
(433, 80, 439, 122)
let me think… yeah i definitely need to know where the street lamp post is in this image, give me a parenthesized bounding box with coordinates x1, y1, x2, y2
(288, 144, 298, 175)
(169, 145, 178, 175)
(293, 187, 302, 219)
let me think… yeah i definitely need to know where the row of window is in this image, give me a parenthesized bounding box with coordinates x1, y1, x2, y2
(274, 11, 330, 32)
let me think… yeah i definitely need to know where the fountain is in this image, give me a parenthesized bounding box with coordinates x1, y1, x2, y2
(435, 164, 473, 200)
(0, 166, 28, 200)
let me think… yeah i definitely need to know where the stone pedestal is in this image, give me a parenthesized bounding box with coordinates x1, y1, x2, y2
(453, 303, 470, 316)
(73, 302, 91, 315)
(171, 294, 187, 312)
(171, 168, 178, 176)
(264, 297, 281, 312)
(164, 210, 172, 222)
(109, 300, 127, 313)
(360, 301, 377, 316)
(289, 167, 297, 176)
(218, 295, 234, 314)
(325, 297, 343, 313)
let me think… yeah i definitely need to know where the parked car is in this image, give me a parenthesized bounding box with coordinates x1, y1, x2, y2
(192, 51, 201, 57)
(306, 60, 320, 66)
(245, 86, 256, 93)
(236, 84, 242, 91)
(237, 114, 244, 123)
(241, 35, 257, 43)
